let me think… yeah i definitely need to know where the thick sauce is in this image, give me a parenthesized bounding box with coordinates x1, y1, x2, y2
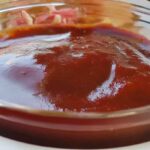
(0, 25, 150, 112)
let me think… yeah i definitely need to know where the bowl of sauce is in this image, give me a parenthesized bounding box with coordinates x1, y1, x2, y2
(0, 0, 150, 149)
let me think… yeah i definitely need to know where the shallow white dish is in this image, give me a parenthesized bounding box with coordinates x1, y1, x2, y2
(0, 0, 150, 149)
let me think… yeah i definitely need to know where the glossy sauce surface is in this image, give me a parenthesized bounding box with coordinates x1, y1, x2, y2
(0, 25, 150, 112)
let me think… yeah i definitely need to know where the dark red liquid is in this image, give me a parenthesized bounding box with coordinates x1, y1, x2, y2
(0, 25, 150, 112)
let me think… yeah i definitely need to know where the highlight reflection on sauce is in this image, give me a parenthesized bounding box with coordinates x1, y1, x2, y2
(0, 25, 150, 112)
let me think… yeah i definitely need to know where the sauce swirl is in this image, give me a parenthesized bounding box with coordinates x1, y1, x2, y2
(0, 25, 149, 112)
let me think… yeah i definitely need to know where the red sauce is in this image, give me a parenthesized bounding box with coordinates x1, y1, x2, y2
(0, 25, 150, 112)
